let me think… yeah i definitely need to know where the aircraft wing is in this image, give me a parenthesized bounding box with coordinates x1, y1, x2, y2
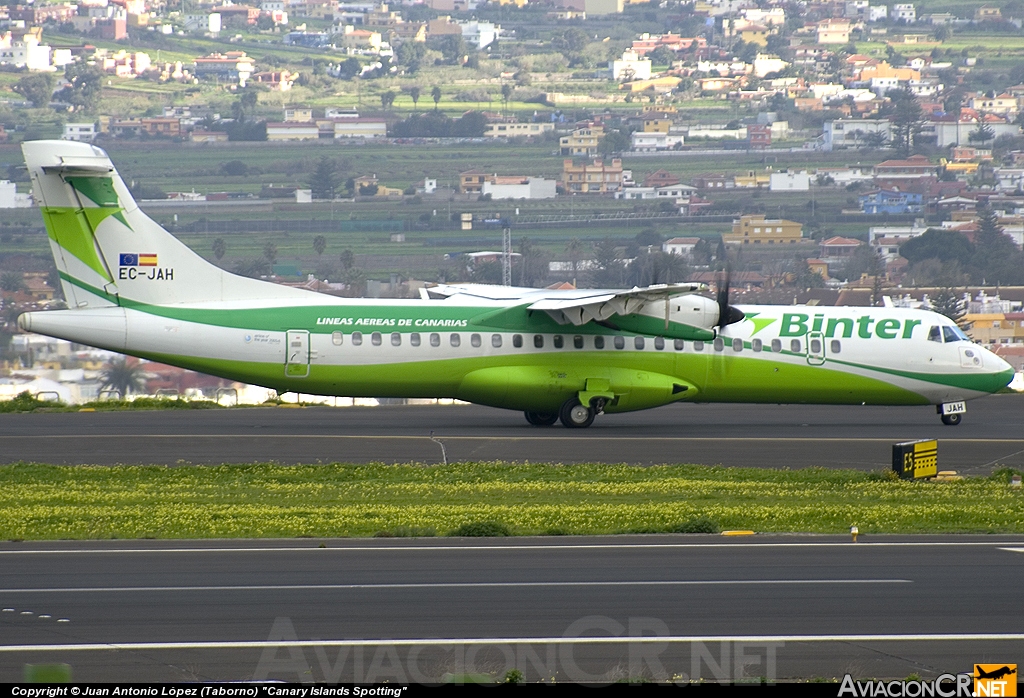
(526, 284, 706, 326)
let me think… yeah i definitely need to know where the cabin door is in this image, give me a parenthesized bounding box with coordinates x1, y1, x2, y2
(285, 330, 310, 378)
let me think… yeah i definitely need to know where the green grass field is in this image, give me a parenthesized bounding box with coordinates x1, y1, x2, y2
(0, 462, 1020, 540)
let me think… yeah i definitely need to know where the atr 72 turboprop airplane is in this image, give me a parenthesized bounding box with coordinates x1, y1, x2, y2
(17, 141, 1015, 428)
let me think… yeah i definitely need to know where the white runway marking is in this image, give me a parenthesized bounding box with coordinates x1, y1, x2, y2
(3, 434, 1023, 443)
(3, 634, 1024, 653)
(999, 547, 1024, 553)
(1, 541, 1022, 554)
(0, 579, 910, 594)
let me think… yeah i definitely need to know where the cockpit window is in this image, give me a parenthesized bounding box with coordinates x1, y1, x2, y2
(943, 325, 970, 343)
(928, 326, 942, 343)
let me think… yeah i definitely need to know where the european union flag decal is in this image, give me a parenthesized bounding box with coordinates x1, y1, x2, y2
(120, 253, 138, 266)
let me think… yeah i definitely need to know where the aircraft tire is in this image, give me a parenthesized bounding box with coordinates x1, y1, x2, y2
(559, 398, 595, 428)
(941, 413, 962, 426)
(525, 411, 559, 426)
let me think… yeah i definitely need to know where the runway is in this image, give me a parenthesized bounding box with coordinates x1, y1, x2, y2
(1, 536, 1023, 682)
(1, 393, 1023, 472)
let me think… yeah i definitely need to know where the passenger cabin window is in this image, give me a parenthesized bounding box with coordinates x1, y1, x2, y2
(614, 336, 625, 350)
(733, 338, 743, 352)
(655, 337, 665, 350)
(790, 339, 801, 353)
(594, 336, 605, 349)
(450, 334, 461, 347)
(513, 334, 523, 348)
(553, 335, 564, 349)
(391, 332, 401, 346)
(351, 332, 363, 346)
(830, 340, 841, 354)
(534, 335, 544, 348)
(471, 333, 481, 348)
(429, 333, 440, 347)
(771, 339, 781, 352)
(411, 333, 421, 347)
(573, 335, 584, 349)
(491, 334, 502, 348)
(694, 340, 704, 351)
(713, 338, 724, 352)
(674, 339, 685, 350)
(332, 332, 343, 346)
(928, 326, 942, 343)
(752, 339, 762, 352)
(634, 337, 645, 350)
(809, 338, 821, 354)
(371, 332, 382, 346)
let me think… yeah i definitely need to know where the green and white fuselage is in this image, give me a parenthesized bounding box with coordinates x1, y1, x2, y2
(18, 141, 1014, 427)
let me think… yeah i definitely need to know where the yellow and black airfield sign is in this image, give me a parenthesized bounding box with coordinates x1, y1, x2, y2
(892, 440, 938, 479)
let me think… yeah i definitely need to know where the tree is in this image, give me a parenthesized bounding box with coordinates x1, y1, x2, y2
(886, 89, 925, 156)
(308, 157, 339, 200)
(55, 63, 105, 111)
(231, 90, 260, 123)
(501, 83, 513, 116)
(431, 86, 442, 109)
(262, 242, 278, 266)
(338, 57, 362, 80)
(900, 229, 974, 265)
(969, 205, 1024, 284)
(565, 236, 584, 278)
(648, 46, 676, 67)
(100, 356, 146, 399)
(439, 34, 466, 64)
(598, 129, 631, 155)
(1, 271, 26, 293)
(968, 122, 995, 144)
(13, 73, 55, 108)
(408, 85, 421, 110)
(233, 257, 272, 278)
(339, 249, 355, 270)
(312, 235, 327, 258)
(220, 160, 249, 176)
(552, 28, 589, 60)
(211, 238, 227, 261)
(930, 286, 966, 322)
(395, 43, 426, 73)
(381, 90, 396, 110)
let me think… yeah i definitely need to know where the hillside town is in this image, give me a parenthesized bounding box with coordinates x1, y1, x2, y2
(4, 0, 1024, 400)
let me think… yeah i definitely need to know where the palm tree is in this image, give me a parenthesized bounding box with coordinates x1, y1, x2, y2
(381, 90, 396, 111)
(313, 234, 327, 257)
(212, 238, 226, 261)
(501, 83, 512, 116)
(100, 356, 146, 399)
(431, 86, 442, 110)
(409, 85, 421, 111)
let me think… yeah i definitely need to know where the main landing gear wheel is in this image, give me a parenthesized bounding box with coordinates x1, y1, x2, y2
(941, 413, 962, 426)
(524, 411, 558, 426)
(559, 398, 595, 429)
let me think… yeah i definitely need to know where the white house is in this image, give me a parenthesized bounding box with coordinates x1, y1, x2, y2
(458, 20, 500, 49)
(892, 3, 916, 22)
(481, 177, 557, 200)
(769, 171, 811, 191)
(0, 31, 53, 72)
(611, 50, 652, 81)
(63, 123, 97, 142)
(822, 119, 892, 151)
(663, 237, 701, 258)
(868, 5, 888, 21)
(630, 131, 684, 152)
(994, 168, 1024, 192)
(0, 180, 33, 208)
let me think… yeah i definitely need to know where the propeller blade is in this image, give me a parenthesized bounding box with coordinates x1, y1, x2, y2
(715, 267, 745, 328)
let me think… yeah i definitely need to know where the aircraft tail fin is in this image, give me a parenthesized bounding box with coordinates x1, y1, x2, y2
(22, 140, 303, 309)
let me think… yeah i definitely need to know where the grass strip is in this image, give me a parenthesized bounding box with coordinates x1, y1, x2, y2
(0, 462, 1021, 540)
